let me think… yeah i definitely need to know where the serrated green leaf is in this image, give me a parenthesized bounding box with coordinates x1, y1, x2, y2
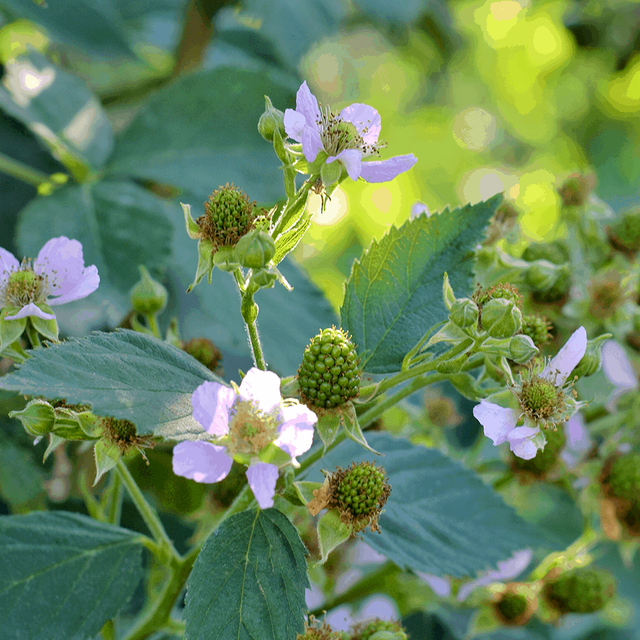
(16, 180, 174, 333)
(0, 511, 143, 640)
(341, 195, 502, 373)
(0, 50, 114, 174)
(317, 509, 351, 565)
(184, 508, 309, 640)
(0, 330, 223, 441)
(300, 433, 553, 577)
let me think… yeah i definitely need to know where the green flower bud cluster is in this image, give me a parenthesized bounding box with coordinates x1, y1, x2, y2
(472, 283, 523, 339)
(449, 298, 479, 329)
(606, 453, 640, 505)
(182, 337, 223, 373)
(234, 229, 276, 269)
(257, 96, 286, 143)
(350, 619, 407, 640)
(608, 207, 640, 255)
(512, 425, 565, 477)
(10, 399, 97, 441)
(494, 592, 529, 624)
(572, 334, 609, 378)
(129, 265, 168, 315)
(543, 568, 615, 614)
(521, 314, 552, 348)
(297, 327, 360, 409)
(199, 183, 260, 249)
(329, 461, 391, 533)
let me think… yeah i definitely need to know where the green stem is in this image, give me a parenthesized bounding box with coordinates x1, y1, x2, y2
(0, 151, 51, 187)
(106, 472, 124, 525)
(0, 340, 29, 363)
(25, 324, 42, 350)
(115, 461, 178, 559)
(234, 271, 266, 371)
(144, 313, 162, 340)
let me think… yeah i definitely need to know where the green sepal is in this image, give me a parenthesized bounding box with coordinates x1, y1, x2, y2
(187, 239, 215, 292)
(425, 320, 469, 349)
(480, 336, 514, 359)
(29, 305, 59, 342)
(258, 441, 292, 467)
(182, 202, 201, 239)
(273, 212, 312, 266)
(342, 402, 381, 455)
(442, 272, 456, 311)
(467, 605, 501, 638)
(43, 433, 65, 462)
(0, 340, 28, 363)
(446, 373, 484, 401)
(280, 480, 322, 507)
(316, 412, 341, 451)
(290, 155, 310, 175)
(93, 440, 121, 486)
(436, 347, 473, 374)
(9, 399, 55, 437)
(317, 509, 351, 564)
(0, 308, 26, 352)
(320, 159, 342, 189)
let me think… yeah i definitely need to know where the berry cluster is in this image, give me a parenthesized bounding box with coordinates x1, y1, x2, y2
(297, 327, 360, 409)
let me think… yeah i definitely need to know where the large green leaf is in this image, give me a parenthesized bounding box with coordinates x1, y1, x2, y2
(301, 433, 553, 577)
(16, 179, 174, 333)
(106, 66, 297, 203)
(352, 0, 428, 23)
(0, 511, 143, 640)
(184, 508, 308, 640)
(0, 330, 222, 441)
(0, 0, 134, 57)
(341, 195, 502, 373)
(0, 50, 114, 172)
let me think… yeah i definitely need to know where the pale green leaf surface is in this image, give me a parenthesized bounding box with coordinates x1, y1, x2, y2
(300, 433, 553, 577)
(0, 51, 114, 170)
(184, 508, 308, 640)
(0, 511, 143, 640)
(341, 195, 502, 373)
(0, 330, 222, 441)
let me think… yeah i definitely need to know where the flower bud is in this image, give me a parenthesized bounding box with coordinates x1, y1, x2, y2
(130, 265, 168, 315)
(449, 298, 479, 329)
(508, 334, 538, 364)
(572, 334, 609, 378)
(212, 245, 240, 273)
(328, 461, 391, 533)
(297, 326, 360, 409)
(9, 399, 55, 437)
(234, 229, 276, 269)
(182, 337, 222, 372)
(480, 298, 522, 338)
(512, 425, 565, 477)
(249, 267, 278, 290)
(257, 96, 285, 142)
(544, 568, 615, 614)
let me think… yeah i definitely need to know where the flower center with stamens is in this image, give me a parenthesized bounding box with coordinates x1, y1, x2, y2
(317, 107, 383, 158)
(518, 377, 561, 420)
(227, 400, 278, 457)
(3, 267, 46, 308)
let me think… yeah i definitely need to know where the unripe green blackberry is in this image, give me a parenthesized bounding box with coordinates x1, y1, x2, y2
(521, 314, 552, 348)
(182, 337, 223, 373)
(494, 592, 529, 625)
(198, 183, 258, 248)
(544, 568, 615, 614)
(297, 327, 360, 409)
(606, 453, 640, 505)
(512, 426, 565, 477)
(328, 461, 391, 533)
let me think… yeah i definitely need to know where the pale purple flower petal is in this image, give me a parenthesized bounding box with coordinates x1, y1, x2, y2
(275, 404, 317, 458)
(172, 441, 232, 483)
(327, 149, 362, 181)
(507, 426, 541, 460)
(35, 237, 84, 294)
(541, 326, 587, 386)
(191, 381, 235, 436)
(5, 303, 55, 320)
(417, 572, 452, 598)
(294, 81, 321, 128)
(358, 154, 418, 183)
(284, 108, 307, 142)
(601, 340, 638, 390)
(339, 103, 381, 145)
(246, 462, 279, 509)
(473, 400, 518, 445)
(411, 202, 430, 219)
(48, 265, 100, 306)
(238, 368, 281, 414)
(561, 414, 592, 468)
(301, 125, 323, 163)
(0, 248, 19, 286)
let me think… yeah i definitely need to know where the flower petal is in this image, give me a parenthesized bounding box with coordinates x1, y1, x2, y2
(34, 237, 84, 295)
(172, 441, 232, 483)
(507, 426, 541, 460)
(601, 340, 638, 390)
(275, 404, 317, 458)
(284, 108, 307, 142)
(0, 248, 19, 288)
(191, 381, 235, 436)
(473, 400, 517, 445)
(48, 265, 100, 305)
(238, 368, 281, 414)
(294, 81, 320, 129)
(358, 154, 418, 183)
(327, 149, 362, 181)
(339, 103, 381, 145)
(301, 125, 323, 163)
(541, 326, 587, 386)
(246, 462, 279, 509)
(5, 302, 55, 320)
